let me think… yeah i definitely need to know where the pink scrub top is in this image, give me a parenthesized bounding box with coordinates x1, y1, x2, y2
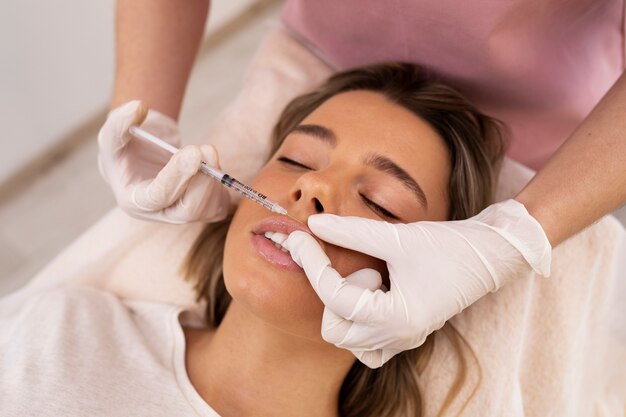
(282, 0, 625, 170)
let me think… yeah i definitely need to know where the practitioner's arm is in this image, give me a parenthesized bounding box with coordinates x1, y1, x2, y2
(98, 0, 231, 224)
(516, 70, 626, 246)
(112, 0, 210, 119)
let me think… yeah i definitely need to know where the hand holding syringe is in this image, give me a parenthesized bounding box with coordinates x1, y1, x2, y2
(129, 126, 290, 216)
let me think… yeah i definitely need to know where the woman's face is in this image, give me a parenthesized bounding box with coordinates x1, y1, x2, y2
(223, 90, 450, 344)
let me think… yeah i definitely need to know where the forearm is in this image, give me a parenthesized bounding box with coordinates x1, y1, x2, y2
(112, 0, 210, 119)
(516, 70, 626, 247)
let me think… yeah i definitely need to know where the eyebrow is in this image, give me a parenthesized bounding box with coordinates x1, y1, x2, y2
(364, 153, 429, 209)
(291, 123, 428, 209)
(290, 124, 337, 148)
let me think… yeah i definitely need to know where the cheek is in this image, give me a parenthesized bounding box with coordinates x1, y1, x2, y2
(249, 165, 292, 201)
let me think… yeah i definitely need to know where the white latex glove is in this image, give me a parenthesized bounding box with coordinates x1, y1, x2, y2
(285, 199, 551, 368)
(97, 101, 230, 223)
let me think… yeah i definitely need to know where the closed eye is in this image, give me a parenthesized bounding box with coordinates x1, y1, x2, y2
(278, 155, 398, 220)
(360, 193, 399, 220)
(277, 156, 312, 170)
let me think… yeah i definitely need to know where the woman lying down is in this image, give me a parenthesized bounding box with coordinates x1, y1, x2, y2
(0, 63, 504, 417)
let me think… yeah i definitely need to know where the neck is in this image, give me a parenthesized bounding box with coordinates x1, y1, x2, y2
(185, 302, 356, 417)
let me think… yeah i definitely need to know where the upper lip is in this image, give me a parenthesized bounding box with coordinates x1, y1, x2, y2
(252, 216, 312, 237)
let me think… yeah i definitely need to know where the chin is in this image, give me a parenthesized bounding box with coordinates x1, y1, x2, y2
(222, 201, 327, 342)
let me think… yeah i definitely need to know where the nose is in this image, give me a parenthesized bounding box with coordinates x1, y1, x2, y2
(288, 172, 336, 218)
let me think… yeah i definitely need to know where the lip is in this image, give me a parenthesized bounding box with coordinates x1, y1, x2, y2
(250, 216, 312, 272)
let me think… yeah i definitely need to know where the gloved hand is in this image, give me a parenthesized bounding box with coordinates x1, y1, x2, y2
(97, 100, 230, 223)
(285, 199, 551, 368)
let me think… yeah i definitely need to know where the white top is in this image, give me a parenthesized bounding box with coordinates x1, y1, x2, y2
(0, 286, 220, 417)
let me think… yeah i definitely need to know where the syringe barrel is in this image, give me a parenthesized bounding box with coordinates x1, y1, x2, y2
(221, 175, 275, 211)
(131, 127, 288, 215)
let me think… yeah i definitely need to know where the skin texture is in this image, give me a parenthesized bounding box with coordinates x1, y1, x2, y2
(515, 71, 626, 246)
(112, 0, 210, 118)
(184, 91, 451, 417)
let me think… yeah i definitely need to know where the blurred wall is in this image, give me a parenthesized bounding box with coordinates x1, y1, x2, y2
(0, 0, 260, 186)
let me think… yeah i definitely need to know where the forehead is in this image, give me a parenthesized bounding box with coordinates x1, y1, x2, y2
(300, 90, 447, 155)
(298, 90, 451, 211)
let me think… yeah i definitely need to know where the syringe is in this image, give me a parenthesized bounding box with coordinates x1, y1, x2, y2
(129, 126, 289, 216)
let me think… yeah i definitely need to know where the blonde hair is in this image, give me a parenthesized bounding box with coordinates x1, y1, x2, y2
(181, 63, 505, 416)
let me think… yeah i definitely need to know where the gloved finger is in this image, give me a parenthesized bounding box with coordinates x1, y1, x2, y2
(352, 348, 404, 369)
(335, 322, 395, 351)
(131, 145, 202, 212)
(343, 268, 383, 290)
(321, 308, 349, 346)
(352, 350, 384, 369)
(286, 231, 379, 319)
(320, 268, 382, 346)
(335, 322, 403, 368)
(97, 100, 148, 157)
(307, 214, 399, 261)
(336, 313, 427, 352)
(163, 145, 230, 222)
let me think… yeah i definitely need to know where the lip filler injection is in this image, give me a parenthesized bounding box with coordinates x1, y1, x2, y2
(129, 126, 293, 217)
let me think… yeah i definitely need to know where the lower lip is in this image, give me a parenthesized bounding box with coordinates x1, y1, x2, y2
(250, 234, 304, 272)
